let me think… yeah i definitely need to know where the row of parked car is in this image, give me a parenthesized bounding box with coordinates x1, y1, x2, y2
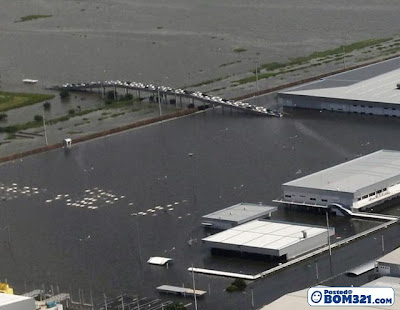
(61, 80, 281, 116)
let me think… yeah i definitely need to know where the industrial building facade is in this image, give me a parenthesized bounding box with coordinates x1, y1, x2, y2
(203, 219, 334, 260)
(277, 150, 400, 211)
(278, 56, 400, 116)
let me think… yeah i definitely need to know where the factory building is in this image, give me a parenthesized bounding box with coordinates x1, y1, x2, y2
(201, 203, 277, 230)
(202, 219, 334, 260)
(276, 150, 400, 211)
(277, 56, 400, 116)
(0, 294, 35, 310)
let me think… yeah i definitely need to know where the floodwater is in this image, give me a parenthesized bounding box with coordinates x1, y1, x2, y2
(2, 1, 400, 308)
(1, 107, 400, 309)
(1, 0, 400, 92)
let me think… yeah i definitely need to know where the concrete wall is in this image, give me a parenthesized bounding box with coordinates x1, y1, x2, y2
(282, 229, 334, 260)
(278, 94, 400, 117)
(282, 185, 354, 208)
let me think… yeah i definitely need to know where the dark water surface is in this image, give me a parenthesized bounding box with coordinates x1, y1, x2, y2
(1, 107, 400, 308)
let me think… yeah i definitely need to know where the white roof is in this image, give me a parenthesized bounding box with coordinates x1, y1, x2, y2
(281, 66, 400, 104)
(284, 150, 400, 194)
(0, 293, 33, 306)
(147, 257, 173, 266)
(202, 220, 328, 251)
(202, 203, 276, 223)
(377, 247, 400, 265)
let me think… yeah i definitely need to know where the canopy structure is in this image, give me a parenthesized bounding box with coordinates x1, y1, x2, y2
(147, 257, 173, 266)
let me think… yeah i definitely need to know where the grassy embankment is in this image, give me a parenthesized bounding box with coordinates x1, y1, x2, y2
(186, 37, 398, 89)
(15, 15, 52, 22)
(0, 91, 54, 112)
(0, 97, 155, 138)
(233, 37, 396, 85)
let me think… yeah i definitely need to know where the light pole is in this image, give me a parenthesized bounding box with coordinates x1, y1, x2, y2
(191, 264, 198, 310)
(42, 109, 48, 146)
(157, 87, 162, 117)
(78, 234, 92, 296)
(325, 207, 332, 272)
(188, 153, 196, 202)
(131, 213, 143, 264)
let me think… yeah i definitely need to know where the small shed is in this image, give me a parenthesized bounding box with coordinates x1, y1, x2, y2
(63, 138, 72, 148)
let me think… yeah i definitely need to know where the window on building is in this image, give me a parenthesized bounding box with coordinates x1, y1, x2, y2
(362, 195, 368, 199)
(284, 195, 291, 198)
(369, 193, 375, 197)
(357, 197, 361, 201)
(322, 199, 328, 202)
(310, 198, 316, 201)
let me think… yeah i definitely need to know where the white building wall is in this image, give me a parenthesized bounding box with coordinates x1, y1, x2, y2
(279, 94, 400, 117)
(0, 298, 35, 310)
(282, 187, 354, 208)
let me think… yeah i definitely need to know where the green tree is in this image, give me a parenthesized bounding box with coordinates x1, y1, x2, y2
(60, 89, 70, 99)
(43, 102, 51, 110)
(106, 90, 116, 100)
(165, 303, 187, 310)
(34, 115, 43, 122)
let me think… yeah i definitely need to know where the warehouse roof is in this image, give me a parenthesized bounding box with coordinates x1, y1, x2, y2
(0, 293, 33, 306)
(202, 219, 329, 251)
(377, 247, 400, 265)
(283, 150, 400, 193)
(202, 203, 277, 223)
(280, 56, 400, 104)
